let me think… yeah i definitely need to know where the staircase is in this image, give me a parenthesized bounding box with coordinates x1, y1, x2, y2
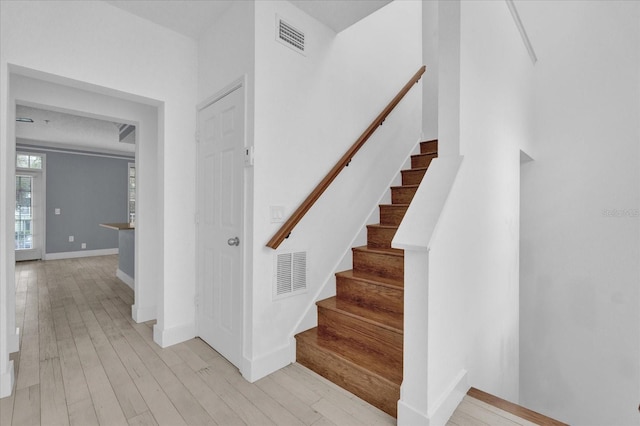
(296, 139, 438, 417)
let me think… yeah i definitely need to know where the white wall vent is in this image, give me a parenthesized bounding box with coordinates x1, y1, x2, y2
(274, 251, 307, 299)
(276, 16, 305, 55)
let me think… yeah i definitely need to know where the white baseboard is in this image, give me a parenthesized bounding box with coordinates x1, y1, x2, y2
(132, 304, 156, 323)
(153, 322, 196, 348)
(45, 248, 118, 260)
(7, 328, 19, 354)
(241, 338, 295, 383)
(0, 360, 15, 398)
(116, 269, 134, 289)
(398, 399, 430, 425)
(427, 370, 469, 426)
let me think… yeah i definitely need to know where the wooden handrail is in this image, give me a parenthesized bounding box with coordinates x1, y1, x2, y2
(266, 65, 426, 249)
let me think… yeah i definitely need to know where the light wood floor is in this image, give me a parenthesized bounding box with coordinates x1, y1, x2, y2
(0, 256, 396, 426)
(447, 396, 540, 426)
(1, 255, 535, 426)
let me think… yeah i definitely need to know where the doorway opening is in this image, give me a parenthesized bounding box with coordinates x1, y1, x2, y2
(3, 68, 163, 366)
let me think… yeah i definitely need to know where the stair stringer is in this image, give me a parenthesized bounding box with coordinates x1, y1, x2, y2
(289, 139, 421, 341)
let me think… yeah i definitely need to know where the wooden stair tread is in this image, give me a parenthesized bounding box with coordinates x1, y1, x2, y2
(296, 328, 403, 385)
(403, 166, 429, 172)
(353, 245, 404, 256)
(336, 269, 403, 288)
(390, 184, 419, 190)
(366, 224, 399, 230)
(317, 296, 403, 333)
(380, 203, 409, 207)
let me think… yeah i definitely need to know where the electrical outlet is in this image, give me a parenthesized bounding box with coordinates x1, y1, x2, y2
(69, 236, 74, 242)
(81, 243, 86, 249)
(55, 208, 61, 215)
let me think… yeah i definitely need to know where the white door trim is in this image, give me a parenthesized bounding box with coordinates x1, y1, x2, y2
(197, 78, 244, 111)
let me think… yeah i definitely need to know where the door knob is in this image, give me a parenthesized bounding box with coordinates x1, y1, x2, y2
(227, 237, 240, 246)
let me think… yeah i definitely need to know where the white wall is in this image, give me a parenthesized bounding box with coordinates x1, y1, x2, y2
(0, 1, 198, 397)
(397, 1, 534, 423)
(518, 1, 640, 424)
(199, 1, 256, 103)
(244, 0, 423, 380)
(432, 0, 532, 405)
(422, 0, 439, 141)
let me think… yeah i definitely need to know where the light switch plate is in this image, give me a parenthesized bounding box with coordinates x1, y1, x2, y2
(270, 206, 285, 223)
(55, 208, 60, 215)
(68, 236, 74, 242)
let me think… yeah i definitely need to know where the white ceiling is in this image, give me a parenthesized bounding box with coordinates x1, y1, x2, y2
(16, 105, 135, 156)
(289, 0, 392, 32)
(104, 0, 393, 39)
(104, 0, 234, 40)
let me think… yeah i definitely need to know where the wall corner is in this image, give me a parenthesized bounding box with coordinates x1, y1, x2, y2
(132, 304, 157, 323)
(153, 321, 195, 348)
(240, 339, 295, 383)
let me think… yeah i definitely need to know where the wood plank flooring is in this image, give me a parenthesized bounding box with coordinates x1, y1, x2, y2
(1, 255, 539, 425)
(1, 256, 396, 426)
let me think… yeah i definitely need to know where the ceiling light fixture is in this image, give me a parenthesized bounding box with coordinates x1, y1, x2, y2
(16, 117, 34, 123)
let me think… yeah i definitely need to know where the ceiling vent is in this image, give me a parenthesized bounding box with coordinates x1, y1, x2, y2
(274, 251, 307, 299)
(277, 16, 305, 55)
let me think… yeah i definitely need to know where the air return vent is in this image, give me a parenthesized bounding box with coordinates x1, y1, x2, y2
(277, 16, 305, 55)
(274, 251, 307, 299)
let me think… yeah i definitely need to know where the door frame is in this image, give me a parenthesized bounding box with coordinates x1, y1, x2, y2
(195, 76, 247, 370)
(15, 152, 46, 261)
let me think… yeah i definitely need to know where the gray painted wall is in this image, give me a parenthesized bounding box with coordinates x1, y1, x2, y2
(18, 145, 131, 254)
(118, 230, 135, 278)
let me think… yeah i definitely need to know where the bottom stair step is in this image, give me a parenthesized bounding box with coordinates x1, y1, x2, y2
(296, 328, 400, 417)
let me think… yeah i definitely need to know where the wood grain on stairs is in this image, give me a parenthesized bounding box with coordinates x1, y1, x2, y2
(411, 152, 438, 168)
(379, 204, 410, 226)
(366, 224, 399, 249)
(352, 246, 404, 281)
(295, 139, 438, 418)
(391, 184, 419, 204)
(401, 167, 428, 185)
(336, 270, 404, 314)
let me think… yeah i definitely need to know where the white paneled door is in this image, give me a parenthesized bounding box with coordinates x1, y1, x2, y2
(196, 84, 244, 369)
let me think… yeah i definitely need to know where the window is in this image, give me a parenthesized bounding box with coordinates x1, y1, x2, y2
(128, 163, 136, 224)
(17, 153, 43, 170)
(15, 152, 44, 253)
(15, 175, 33, 250)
